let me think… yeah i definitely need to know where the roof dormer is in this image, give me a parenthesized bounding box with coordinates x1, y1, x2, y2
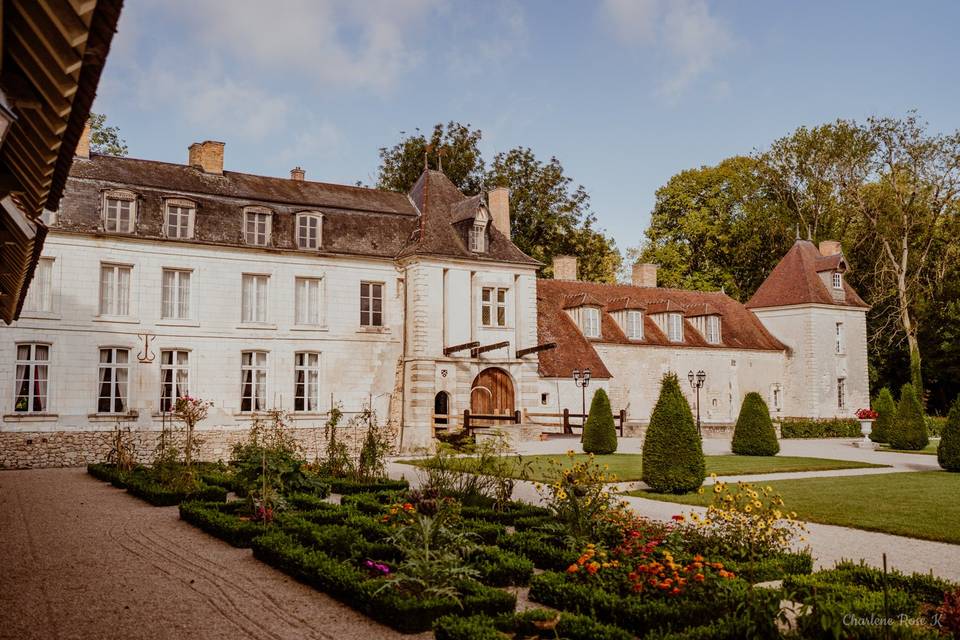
(564, 293, 604, 339)
(686, 304, 722, 344)
(606, 297, 646, 340)
(469, 206, 489, 253)
(647, 300, 686, 342)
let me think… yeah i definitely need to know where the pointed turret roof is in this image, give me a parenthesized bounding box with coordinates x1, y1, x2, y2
(746, 240, 868, 309)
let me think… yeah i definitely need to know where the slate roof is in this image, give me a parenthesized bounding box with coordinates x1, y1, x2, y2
(537, 279, 788, 379)
(746, 240, 869, 309)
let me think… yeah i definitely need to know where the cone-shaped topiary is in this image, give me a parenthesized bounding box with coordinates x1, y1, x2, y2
(731, 392, 780, 456)
(582, 388, 618, 455)
(938, 397, 960, 472)
(869, 387, 896, 444)
(888, 383, 929, 451)
(642, 373, 705, 494)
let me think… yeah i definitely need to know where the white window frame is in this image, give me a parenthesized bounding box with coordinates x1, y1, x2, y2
(241, 273, 269, 324)
(481, 287, 508, 327)
(626, 310, 644, 340)
(164, 199, 196, 239)
(243, 208, 272, 246)
(99, 263, 132, 317)
(240, 351, 268, 413)
(294, 351, 321, 412)
(102, 190, 137, 233)
(469, 223, 486, 252)
(360, 281, 384, 327)
(668, 313, 684, 342)
(833, 272, 843, 290)
(14, 343, 50, 413)
(97, 347, 130, 414)
(582, 307, 601, 338)
(161, 269, 192, 320)
(835, 322, 844, 354)
(160, 349, 190, 412)
(296, 213, 322, 250)
(294, 277, 323, 327)
(23, 257, 54, 313)
(837, 378, 846, 410)
(706, 315, 721, 344)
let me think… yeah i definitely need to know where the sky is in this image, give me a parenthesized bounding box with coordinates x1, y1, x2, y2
(94, 0, 960, 253)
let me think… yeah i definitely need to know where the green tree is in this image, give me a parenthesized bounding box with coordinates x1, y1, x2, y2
(582, 388, 617, 455)
(88, 112, 128, 156)
(938, 397, 960, 471)
(641, 373, 705, 494)
(869, 387, 896, 444)
(375, 121, 485, 195)
(731, 392, 779, 456)
(888, 383, 929, 451)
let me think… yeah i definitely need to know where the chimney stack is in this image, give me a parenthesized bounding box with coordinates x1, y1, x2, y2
(75, 121, 91, 159)
(290, 166, 305, 181)
(818, 240, 842, 256)
(188, 140, 225, 175)
(487, 187, 510, 239)
(632, 263, 658, 288)
(553, 255, 578, 281)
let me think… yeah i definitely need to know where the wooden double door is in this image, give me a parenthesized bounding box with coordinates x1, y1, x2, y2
(470, 368, 515, 425)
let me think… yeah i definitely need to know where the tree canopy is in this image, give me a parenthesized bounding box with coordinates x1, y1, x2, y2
(88, 113, 128, 157)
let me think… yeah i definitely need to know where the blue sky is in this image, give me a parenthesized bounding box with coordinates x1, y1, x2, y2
(95, 0, 960, 252)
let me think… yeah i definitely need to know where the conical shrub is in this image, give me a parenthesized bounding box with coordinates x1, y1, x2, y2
(731, 392, 780, 456)
(938, 397, 960, 472)
(582, 388, 618, 455)
(642, 373, 705, 493)
(869, 387, 896, 444)
(888, 383, 929, 451)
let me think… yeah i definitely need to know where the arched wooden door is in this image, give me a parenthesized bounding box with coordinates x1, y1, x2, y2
(471, 368, 515, 425)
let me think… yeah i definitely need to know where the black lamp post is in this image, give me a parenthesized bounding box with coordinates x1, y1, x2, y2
(688, 370, 706, 436)
(572, 368, 591, 423)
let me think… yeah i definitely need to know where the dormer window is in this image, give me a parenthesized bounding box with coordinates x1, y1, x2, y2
(832, 272, 843, 289)
(296, 213, 322, 250)
(626, 310, 644, 340)
(469, 222, 486, 252)
(102, 190, 137, 233)
(583, 307, 601, 338)
(164, 199, 195, 239)
(244, 208, 272, 246)
(706, 315, 721, 344)
(668, 313, 684, 342)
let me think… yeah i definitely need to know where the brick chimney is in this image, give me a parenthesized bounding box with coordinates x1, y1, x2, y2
(553, 255, 578, 281)
(819, 240, 842, 256)
(75, 121, 91, 159)
(632, 263, 658, 288)
(188, 141, 225, 174)
(290, 166, 305, 181)
(487, 187, 510, 239)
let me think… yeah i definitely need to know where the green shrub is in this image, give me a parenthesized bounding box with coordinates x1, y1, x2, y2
(500, 531, 576, 572)
(467, 546, 534, 587)
(721, 551, 813, 582)
(459, 502, 552, 526)
(433, 615, 502, 640)
(926, 415, 947, 437)
(87, 463, 128, 486)
(731, 392, 779, 456)
(124, 473, 226, 506)
(870, 387, 896, 443)
(823, 560, 956, 606)
(323, 477, 409, 494)
(889, 384, 929, 451)
(179, 501, 266, 547)
(780, 417, 861, 438)
(582, 388, 618, 454)
(938, 398, 960, 472)
(642, 373, 705, 494)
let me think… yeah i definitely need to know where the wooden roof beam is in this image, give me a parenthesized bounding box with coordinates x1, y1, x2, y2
(9, 25, 80, 98)
(7, 43, 74, 117)
(12, 0, 84, 74)
(39, 0, 90, 48)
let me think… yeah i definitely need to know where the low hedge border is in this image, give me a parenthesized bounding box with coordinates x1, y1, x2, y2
(178, 501, 267, 547)
(467, 546, 534, 587)
(800, 560, 954, 606)
(275, 513, 401, 563)
(722, 551, 813, 582)
(339, 491, 403, 515)
(433, 610, 633, 640)
(500, 531, 576, 572)
(322, 477, 409, 495)
(87, 463, 127, 486)
(780, 417, 861, 438)
(124, 473, 227, 506)
(459, 503, 553, 525)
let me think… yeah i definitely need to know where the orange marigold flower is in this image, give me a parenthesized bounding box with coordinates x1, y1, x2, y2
(670, 587, 681, 596)
(567, 564, 579, 573)
(694, 573, 705, 582)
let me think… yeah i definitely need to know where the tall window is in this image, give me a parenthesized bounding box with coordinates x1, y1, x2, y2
(241, 274, 269, 323)
(706, 316, 721, 344)
(295, 277, 322, 326)
(23, 257, 54, 313)
(481, 287, 507, 327)
(837, 378, 846, 410)
(626, 310, 643, 340)
(832, 272, 843, 289)
(240, 351, 267, 412)
(668, 313, 684, 342)
(164, 201, 195, 239)
(835, 322, 844, 354)
(161, 269, 191, 320)
(360, 281, 383, 327)
(771, 384, 782, 411)
(99, 264, 131, 317)
(583, 307, 601, 338)
(14, 344, 49, 412)
(244, 210, 271, 246)
(160, 350, 189, 412)
(296, 214, 321, 249)
(469, 223, 486, 252)
(103, 193, 136, 233)
(294, 352, 320, 412)
(97, 348, 129, 413)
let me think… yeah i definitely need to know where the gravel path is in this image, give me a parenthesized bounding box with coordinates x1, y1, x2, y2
(0, 468, 423, 640)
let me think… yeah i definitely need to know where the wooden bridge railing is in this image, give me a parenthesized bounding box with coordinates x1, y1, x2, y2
(462, 409, 522, 435)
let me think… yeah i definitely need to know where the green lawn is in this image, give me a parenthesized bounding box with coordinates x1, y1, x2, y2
(400, 453, 887, 483)
(881, 438, 940, 455)
(630, 471, 960, 545)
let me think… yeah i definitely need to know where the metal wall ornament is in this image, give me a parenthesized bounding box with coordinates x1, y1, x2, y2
(136, 333, 156, 363)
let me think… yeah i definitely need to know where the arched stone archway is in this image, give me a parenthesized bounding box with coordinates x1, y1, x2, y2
(470, 368, 515, 424)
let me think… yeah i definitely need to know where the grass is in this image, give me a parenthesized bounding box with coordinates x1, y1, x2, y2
(880, 438, 940, 455)
(630, 471, 960, 545)
(399, 453, 887, 483)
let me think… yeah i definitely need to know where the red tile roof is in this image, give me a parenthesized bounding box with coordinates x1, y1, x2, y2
(537, 279, 788, 379)
(746, 240, 869, 309)
(605, 297, 646, 312)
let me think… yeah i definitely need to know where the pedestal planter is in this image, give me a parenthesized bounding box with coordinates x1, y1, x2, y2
(855, 418, 877, 449)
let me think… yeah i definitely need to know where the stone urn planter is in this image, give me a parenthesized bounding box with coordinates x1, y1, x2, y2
(854, 409, 879, 449)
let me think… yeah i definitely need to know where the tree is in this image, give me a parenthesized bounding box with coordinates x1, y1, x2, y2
(888, 383, 929, 451)
(869, 387, 896, 444)
(731, 392, 779, 456)
(641, 373, 705, 494)
(938, 397, 960, 472)
(582, 388, 617, 455)
(88, 112, 128, 156)
(376, 121, 485, 195)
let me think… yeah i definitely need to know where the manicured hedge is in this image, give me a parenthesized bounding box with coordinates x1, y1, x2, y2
(460, 519, 507, 545)
(459, 502, 552, 525)
(500, 531, 576, 572)
(779, 417, 860, 438)
(938, 399, 960, 472)
(322, 477, 409, 494)
(721, 551, 813, 583)
(339, 490, 402, 514)
(433, 611, 633, 640)
(583, 388, 618, 455)
(926, 415, 948, 438)
(730, 392, 779, 456)
(644, 614, 769, 640)
(807, 560, 955, 606)
(642, 373, 705, 494)
(467, 546, 534, 587)
(87, 463, 128, 486)
(124, 473, 227, 506)
(178, 501, 267, 547)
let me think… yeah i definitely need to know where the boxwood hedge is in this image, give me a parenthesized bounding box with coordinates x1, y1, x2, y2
(178, 501, 266, 547)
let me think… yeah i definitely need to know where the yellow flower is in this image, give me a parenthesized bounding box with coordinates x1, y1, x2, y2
(744, 505, 753, 513)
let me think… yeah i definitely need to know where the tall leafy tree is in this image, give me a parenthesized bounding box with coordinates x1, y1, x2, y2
(375, 121, 485, 195)
(88, 113, 128, 157)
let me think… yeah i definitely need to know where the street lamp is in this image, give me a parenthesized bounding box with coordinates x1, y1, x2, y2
(572, 368, 591, 425)
(688, 370, 706, 436)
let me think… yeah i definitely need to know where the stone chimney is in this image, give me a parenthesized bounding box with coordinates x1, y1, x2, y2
(819, 240, 842, 256)
(487, 187, 510, 239)
(632, 263, 658, 288)
(290, 166, 305, 181)
(553, 255, 578, 281)
(188, 141, 225, 174)
(75, 121, 91, 159)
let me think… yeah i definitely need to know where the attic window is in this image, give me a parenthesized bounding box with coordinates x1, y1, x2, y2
(832, 272, 843, 290)
(583, 307, 600, 338)
(244, 208, 272, 246)
(164, 199, 195, 239)
(706, 315, 721, 344)
(469, 222, 486, 252)
(668, 313, 684, 342)
(626, 310, 643, 340)
(296, 213, 322, 250)
(102, 190, 137, 233)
